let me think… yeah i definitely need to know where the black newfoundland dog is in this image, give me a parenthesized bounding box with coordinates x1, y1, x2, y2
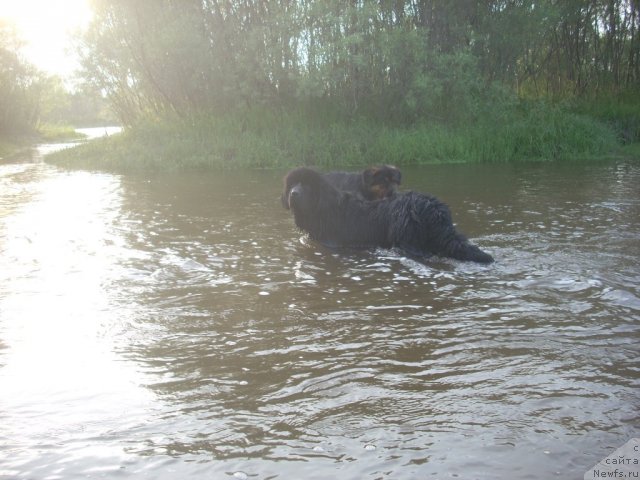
(324, 165, 401, 200)
(282, 167, 494, 264)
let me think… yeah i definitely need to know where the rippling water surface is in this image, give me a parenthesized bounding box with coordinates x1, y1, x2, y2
(0, 149, 638, 479)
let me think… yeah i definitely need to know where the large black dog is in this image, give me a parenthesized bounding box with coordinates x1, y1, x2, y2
(282, 167, 494, 264)
(324, 165, 401, 200)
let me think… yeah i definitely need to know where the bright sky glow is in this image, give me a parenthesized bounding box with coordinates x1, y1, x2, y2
(0, 0, 92, 76)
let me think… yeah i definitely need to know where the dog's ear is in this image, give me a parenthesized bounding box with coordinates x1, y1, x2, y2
(282, 172, 296, 209)
(281, 191, 290, 209)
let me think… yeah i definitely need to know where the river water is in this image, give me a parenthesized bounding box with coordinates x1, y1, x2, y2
(0, 140, 638, 479)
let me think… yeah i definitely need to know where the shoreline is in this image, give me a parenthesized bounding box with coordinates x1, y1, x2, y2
(1, 126, 123, 165)
(44, 115, 639, 173)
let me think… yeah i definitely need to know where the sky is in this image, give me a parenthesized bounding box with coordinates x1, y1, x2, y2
(0, 0, 92, 77)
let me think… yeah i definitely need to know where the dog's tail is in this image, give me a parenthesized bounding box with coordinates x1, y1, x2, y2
(444, 233, 494, 264)
(407, 194, 494, 264)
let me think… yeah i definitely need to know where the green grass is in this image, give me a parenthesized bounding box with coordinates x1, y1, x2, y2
(0, 124, 87, 161)
(37, 124, 87, 142)
(569, 91, 640, 145)
(45, 101, 629, 172)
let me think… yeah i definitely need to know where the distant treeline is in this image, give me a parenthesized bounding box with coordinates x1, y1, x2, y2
(81, 0, 640, 125)
(0, 20, 114, 139)
(0, 20, 41, 135)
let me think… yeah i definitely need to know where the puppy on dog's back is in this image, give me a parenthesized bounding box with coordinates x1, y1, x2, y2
(282, 167, 493, 264)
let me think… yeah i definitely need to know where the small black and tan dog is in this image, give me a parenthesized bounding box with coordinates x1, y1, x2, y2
(323, 165, 401, 200)
(282, 167, 493, 264)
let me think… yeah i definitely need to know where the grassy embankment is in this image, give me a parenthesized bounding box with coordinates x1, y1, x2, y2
(45, 98, 639, 172)
(0, 124, 86, 161)
(37, 124, 87, 142)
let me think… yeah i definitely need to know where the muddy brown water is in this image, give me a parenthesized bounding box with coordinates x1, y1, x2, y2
(1, 145, 639, 479)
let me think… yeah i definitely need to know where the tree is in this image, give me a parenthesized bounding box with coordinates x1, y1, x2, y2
(76, 0, 640, 125)
(0, 19, 44, 135)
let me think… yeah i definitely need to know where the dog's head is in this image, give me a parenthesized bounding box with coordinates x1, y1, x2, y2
(282, 167, 338, 211)
(362, 165, 401, 200)
(282, 167, 345, 237)
(282, 167, 316, 210)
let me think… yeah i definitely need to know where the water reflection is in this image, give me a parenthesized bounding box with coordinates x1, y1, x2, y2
(0, 168, 154, 479)
(0, 157, 639, 479)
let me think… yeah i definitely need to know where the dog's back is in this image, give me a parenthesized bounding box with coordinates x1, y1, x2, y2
(323, 171, 363, 194)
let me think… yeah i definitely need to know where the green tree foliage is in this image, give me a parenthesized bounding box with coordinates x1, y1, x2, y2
(0, 20, 44, 135)
(78, 0, 640, 126)
(39, 77, 117, 127)
(0, 20, 110, 139)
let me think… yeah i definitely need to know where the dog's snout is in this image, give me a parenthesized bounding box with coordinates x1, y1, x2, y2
(282, 184, 303, 209)
(290, 184, 303, 198)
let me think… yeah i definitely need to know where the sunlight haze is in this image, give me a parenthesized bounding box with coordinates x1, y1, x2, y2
(0, 0, 92, 76)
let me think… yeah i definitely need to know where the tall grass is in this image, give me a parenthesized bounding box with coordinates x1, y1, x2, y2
(569, 90, 640, 145)
(46, 101, 622, 172)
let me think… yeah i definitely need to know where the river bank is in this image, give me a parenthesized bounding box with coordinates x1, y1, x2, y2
(44, 100, 640, 172)
(0, 126, 126, 166)
(0, 125, 87, 163)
